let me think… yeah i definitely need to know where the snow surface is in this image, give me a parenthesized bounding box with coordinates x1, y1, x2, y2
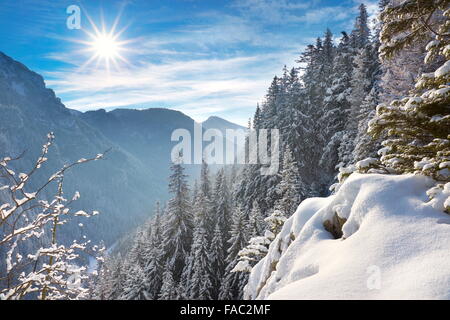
(245, 173, 450, 300)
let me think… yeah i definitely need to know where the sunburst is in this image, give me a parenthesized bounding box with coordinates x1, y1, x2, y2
(71, 7, 134, 73)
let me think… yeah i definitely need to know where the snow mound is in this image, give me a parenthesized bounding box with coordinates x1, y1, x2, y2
(245, 173, 450, 300)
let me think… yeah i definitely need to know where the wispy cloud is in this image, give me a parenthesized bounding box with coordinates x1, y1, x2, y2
(230, 0, 313, 24)
(38, 0, 367, 125)
(45, 50, 299, 125)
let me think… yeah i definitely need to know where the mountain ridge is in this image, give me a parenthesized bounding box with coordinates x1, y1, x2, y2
(0, 51, 243, 245)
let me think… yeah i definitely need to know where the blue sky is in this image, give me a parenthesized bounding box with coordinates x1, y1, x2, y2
(0, 0, 378, 125)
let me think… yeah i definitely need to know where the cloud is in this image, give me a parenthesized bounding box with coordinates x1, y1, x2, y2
(40, 0, 367, 125)
(297, 6, 353, 24)
(41, 3, 312, 125)
(230, 0, 354, 25)
(231, 0, 313, 24)
(44, 51, 299, 125)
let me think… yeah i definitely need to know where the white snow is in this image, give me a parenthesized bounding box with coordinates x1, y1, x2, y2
(435, 60, 450, 78)
(426, 40, 440, 51)
(245, 173, 450, 300)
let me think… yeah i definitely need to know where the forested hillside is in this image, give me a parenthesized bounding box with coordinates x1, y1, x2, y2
(1, 0, 449, 300)
(93, 0, 449, 300)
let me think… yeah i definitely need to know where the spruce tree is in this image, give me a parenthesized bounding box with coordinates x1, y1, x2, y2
(195, 160, 214, 233)
(369, 0, 450, 181)
(219, 206, 249, 300)
(120, 264, 147, 300)
(213, 168, 231, 237)
(143, 211, 164, 299)
(350, 3, 370, 49)
(248, 200, 265, 237)
(162, 160, 193, 281)
(208, 223, 225, 299)
(187, 217, 213, 299)
(320, 31, 355, 178)
(158, 262, 176, 300)
(277, 148, 303, 216)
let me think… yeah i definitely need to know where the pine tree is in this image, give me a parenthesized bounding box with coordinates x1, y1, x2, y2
(320, 31, 355, 178)
(369, 0, 450, 181)
(162, 160, 193, 281)
(277, 148, 303, 216)
(194, 160, 214, 234)
(253, 104, 262, 129)
(186, 217, 213, 299)
(353, 86, 382, 162)
(127, 231, 146, 269)
(143, 210, 164, 300)
(93, 254, 116, 300)
(231, 206, 287, 275)
(339, 41, 381, 167)
(178, 253, 193, 299)
(350, 3, 370, 49)
(213, 168, 231, 237)
(208, 223, 225, 299)
(106, 255, 126, 300)
(120, 264, 148, 300)
(248, 201, 265, 237)
(297, 32, 336, 194)
(158, 262, 176, 300)
(219, 206, 249, 300)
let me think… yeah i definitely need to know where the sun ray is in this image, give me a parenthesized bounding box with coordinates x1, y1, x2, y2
(80, 5, 101, 37)
(110, 2, 126, 36)
(62, 4, 137, 75)
(78, 53, 99, 72)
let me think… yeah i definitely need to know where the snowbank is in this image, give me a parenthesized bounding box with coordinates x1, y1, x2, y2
(245, 173, 450, 299)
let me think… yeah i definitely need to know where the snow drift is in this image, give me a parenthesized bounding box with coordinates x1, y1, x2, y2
(245, 173, 450, 299)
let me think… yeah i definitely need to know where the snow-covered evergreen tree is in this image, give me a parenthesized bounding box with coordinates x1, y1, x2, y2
(194, 160, 214, 233)
(248, 201, 265, 238)
(143, 208, 164, 300)
(158, 262, 176, 300)
(369, 0, 450, 181)
(353, 86, 382, 162)
(350, 4, 370, 49)
(208, 223, 225, 299)
(320, 31, 355, 179)
(186, 219, 213, 300)
(120, 264, 147, 300)
(213, 168, 231, 237)
(162, 159, 193, 281)
(106, 255, 126, 300)
(276, 148, 303, 216)
(232, 207, 286, 274)
(219, 206, 249, 300)
(336, 4, 379, 169)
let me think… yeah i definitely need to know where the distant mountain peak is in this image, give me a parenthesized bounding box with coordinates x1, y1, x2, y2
(202, 115, 245, 131)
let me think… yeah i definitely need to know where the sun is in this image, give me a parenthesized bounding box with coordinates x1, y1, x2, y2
(70, 7, 133, 72)
(90, 33, 121, 59)
(82, 26, 130, 71)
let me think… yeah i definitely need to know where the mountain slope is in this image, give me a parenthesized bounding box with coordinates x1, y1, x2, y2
(80, 108, 198, 183)
(0, 52, 245, 246)
(0, 52, 165, 245)
(81, 109, 245, 178)
(245, 173, 450, 299)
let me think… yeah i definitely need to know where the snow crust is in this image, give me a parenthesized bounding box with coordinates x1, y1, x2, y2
(245, 173, 450, 300)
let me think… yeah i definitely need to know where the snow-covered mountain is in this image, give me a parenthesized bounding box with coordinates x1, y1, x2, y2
(245, 173, 450, 299)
